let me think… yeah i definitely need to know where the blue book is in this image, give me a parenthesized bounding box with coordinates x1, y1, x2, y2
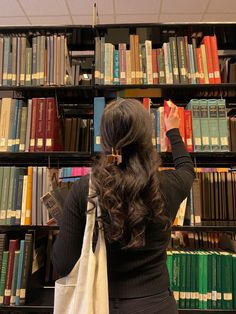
(15, 240, 25, 306)
(11, 100, 19, 152)
(93, 97, 105, 152)
(113, 49, 120, 85)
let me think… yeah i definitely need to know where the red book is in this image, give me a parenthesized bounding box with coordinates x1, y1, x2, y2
(164, 99, 174, 151)
(29, 98, 37, 152)
(184, 110, 193, 152)
(3, 239, 19, 305)
(35, 98, 46, 151)
(178, 107, 186, 144)
(210, 35, 221, 84)
(202, 36, 215, 84)
(45, 97, 55, 151)
(143, 97, 151, 112)
(196, 47, 205, 84)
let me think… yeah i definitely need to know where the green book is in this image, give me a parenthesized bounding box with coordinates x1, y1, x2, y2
(217, 99, 230, 151)
(198, 251, 204, 309)
(216, 252, 222, 309)
(199, 99, 211, 151)
(232, 254, 236, 309)
(179, 251, 186, 309)
(202, 252, 208, 309)
(10, 250, 20, 305)
(187, 99, 202, 151)
(0, 251, 9, 304)
(185, 251, 191, 309)
(190, 251, 196, 309)
(6, 167, 15, 225)
(207, 99, 220, 151)
(0, 167, 11, 225)
(167, 250, 173, 290)
(221, 252, 233, 309)
(207, 251, 212, 309)
(172, 250, 180, 308)
(211, 251, 217, 309)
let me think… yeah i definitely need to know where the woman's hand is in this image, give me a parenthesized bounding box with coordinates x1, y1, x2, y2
(164, 103, 180, 132)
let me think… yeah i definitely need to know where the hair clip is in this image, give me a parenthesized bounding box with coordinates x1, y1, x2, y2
(107, 148, 122, 165)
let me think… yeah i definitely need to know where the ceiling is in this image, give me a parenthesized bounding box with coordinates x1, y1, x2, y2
(0, 0, 236, 26)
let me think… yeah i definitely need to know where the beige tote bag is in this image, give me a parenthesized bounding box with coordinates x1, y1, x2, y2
(53, 178, 109, 314)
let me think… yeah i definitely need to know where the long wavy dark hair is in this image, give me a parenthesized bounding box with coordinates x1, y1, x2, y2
(91, 98, 165, 249)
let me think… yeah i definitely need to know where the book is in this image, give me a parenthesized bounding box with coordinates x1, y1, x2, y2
(3, 239, 19, 305)
(93, 97, 105, 152)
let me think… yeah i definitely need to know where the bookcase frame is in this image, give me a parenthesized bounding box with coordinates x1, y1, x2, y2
(0, 22, 236, 313)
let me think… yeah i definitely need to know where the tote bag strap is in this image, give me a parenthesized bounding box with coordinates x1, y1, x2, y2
(79, 174, 97, 255)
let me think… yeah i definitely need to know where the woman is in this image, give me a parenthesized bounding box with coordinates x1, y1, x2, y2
(52, 98, 194, 314)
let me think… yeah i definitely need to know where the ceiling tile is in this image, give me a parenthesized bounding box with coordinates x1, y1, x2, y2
(0, 0, 25, 17)
(162, 0, 208, 14)
(0, 16, 30, 25)
(29, 15, 72, 25)
(98, 15, 115, 24)
(116, 14, 158, 24)
(72, 15, 93, 25)
(115, 0, 161, 14)
(202, 13, 236, 22)
(159, 14, 202, 23)
(20, 0, 68, 16)
(207, 0, 236, 13)
(67, 0, 94, 15)
(97, 0, 114, 15)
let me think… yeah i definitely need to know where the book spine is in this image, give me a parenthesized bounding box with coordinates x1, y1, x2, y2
(145, 40, 153, 84)
(3, 240, 19, 305)
(93, 97, 105, 152)
(169, 37, 180, 84)
(15, 240, 25, 306)
(35, 98, 46, 151)
(29, 98, 37, 152)
(210, 35, 221, 84)
(199, 99, 211, 151)
(184, 110, 193, 152)
(10, 250, 20, 305)
(188, 99, 202, 151)
(113, 49, 120, 85)
(217, 99, 230, 151)
(24, 166, 33, 225)
(202, 36, 215, 84)
(208, 99, 220, 151)
(0, 251, 9, 304)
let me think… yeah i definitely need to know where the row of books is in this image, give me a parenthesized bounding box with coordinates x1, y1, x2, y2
(64, 117, 92, 152)
(147, 98, 231, 153)
(0, 166, 90, 226)
(174, 168, 236, 227)
(0, 233, 33, 306)
(169, 232, 227, 250)
(0, 34, 71, 87)
(167, 249, 236, 309)
(94, 34, 221, 85)
(0, 97, 63, 152)
(193, 170, 236, 223)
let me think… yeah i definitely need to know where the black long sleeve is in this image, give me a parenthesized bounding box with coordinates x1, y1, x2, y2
(159, 128, 195, 219)
(52, 127, 195, 298)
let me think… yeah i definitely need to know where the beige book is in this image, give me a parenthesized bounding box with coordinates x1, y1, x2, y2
(0, 98, 13, 152)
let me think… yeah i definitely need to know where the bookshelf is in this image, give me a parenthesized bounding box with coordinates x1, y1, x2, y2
(0, 22, 236, 313)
